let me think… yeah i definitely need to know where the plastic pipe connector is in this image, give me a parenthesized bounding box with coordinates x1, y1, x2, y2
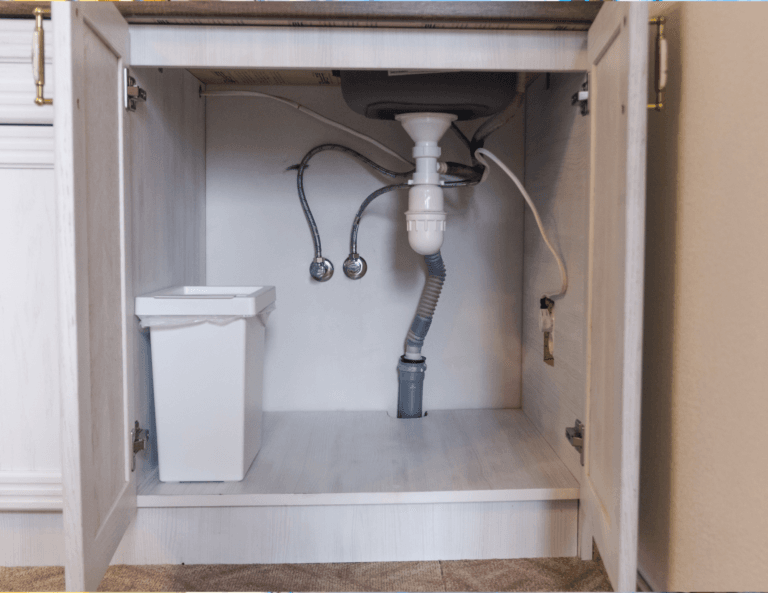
(405, 184, 445, 255)
(397, 356, 427, 419)
(396, 113, 456, 256)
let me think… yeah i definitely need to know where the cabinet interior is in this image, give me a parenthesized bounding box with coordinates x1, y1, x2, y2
(2, 4, 650, 585)
(127, 66, 589, 507)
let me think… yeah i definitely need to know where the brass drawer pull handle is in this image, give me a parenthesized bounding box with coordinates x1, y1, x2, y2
(33, 7, 52, 106)
(648, 17, 667, 111)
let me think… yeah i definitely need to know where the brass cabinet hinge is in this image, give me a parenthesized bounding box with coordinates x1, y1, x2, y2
(566, 419, 585, 466)
(648, 17, 668, 111)
(32, 7, 52, 106)
(124, 69, 147, 112)
(131, 420, 149, 472)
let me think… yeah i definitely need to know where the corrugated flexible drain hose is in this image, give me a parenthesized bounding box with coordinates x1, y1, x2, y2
(397, 251, 446, 419)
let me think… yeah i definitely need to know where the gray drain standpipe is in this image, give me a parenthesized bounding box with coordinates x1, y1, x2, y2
(397, 251, 446, 419)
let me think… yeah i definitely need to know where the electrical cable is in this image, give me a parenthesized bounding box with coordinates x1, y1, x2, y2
(474, 147, 568, 299)
(296, 144, 412, 260)
(201, 90, 413, 166)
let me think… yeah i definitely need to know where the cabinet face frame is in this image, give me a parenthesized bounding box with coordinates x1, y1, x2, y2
(54, 3, 647, 591)
(128, 25, 589, 72)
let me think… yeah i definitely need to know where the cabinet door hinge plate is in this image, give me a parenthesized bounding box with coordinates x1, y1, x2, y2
(130, 420, 149, 472)
(124, 68, 147, 112)
(566, 419, 585, 466)
(571, 74, 589, 116)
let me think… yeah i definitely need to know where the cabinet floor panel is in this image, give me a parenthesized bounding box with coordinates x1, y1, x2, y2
(137, 409, 579, 507)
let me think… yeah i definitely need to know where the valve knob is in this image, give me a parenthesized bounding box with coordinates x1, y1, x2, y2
(309, 257, 334, 282)
(343, 253, 367, 280)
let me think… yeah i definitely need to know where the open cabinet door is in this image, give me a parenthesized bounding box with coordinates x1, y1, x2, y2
(580, 3, 648, 591)
(53, 4, 136, 591)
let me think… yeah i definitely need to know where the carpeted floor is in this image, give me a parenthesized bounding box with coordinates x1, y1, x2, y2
(0, 553, 612, 592)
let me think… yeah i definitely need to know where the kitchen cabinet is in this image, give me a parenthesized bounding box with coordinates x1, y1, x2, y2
(0, 3, 648, 591)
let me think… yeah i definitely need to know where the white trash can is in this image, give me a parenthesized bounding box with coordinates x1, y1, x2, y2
(135, 286, 276, 482)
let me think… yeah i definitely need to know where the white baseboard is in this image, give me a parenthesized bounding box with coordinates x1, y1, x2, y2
(0, 472, 63, 511)
(0, 511, 64, 566)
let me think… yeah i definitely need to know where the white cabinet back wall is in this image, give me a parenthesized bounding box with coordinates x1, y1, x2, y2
(205, 86, 524, 414)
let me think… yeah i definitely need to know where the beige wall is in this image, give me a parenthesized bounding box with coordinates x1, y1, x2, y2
(639, 3, 768, 590)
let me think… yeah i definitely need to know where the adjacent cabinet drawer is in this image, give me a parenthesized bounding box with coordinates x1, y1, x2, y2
(0, 19, 53, 125)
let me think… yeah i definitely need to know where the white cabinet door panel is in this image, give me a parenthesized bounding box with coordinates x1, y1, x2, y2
(580, 3, 648, 592)
(0, 127, 60, 481)
(53, 4, 135, 591)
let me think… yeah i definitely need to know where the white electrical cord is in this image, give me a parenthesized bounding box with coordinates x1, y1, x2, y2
(475, 148, 568, 299)
(201, 90, 413, 167)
